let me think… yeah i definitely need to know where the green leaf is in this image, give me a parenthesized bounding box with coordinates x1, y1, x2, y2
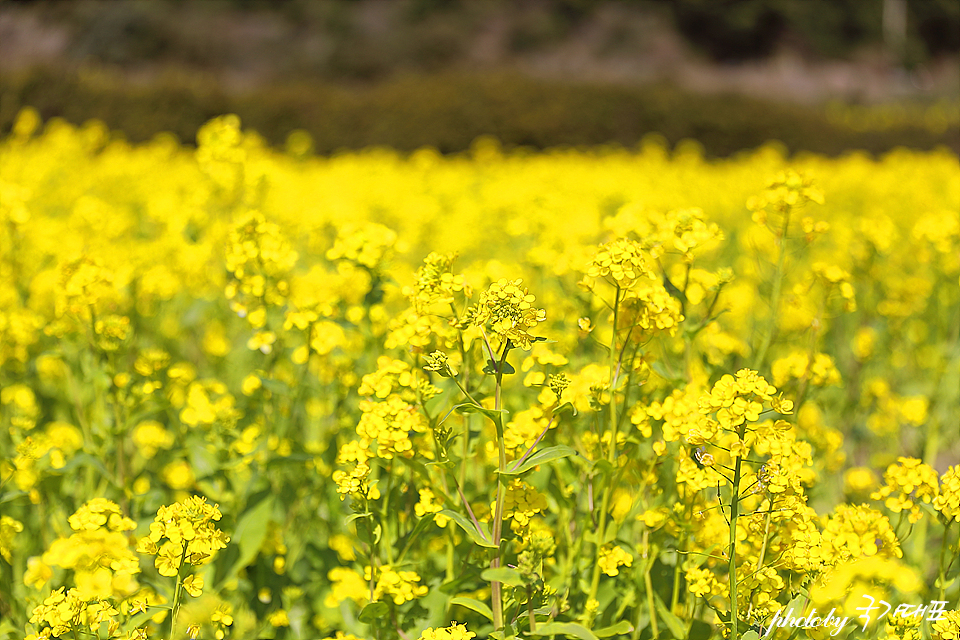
(505, 445, 578, 475)
(449, 596, 493, 621)
(395, 512, 435, 562)
(480, 567, 525, 587)
(226, 496, 274, 581)
(345, 512, 372, 524)
(531, 622, 599, 640)
(483, 358, 517, 375)
(358, 601, 389, 623)
(654, 591, 686, 639)
(454, 402, 508, 422)
(687, 620, 713, 640)
(356, 523, 382, 545)
(741, 632, 761, 640)
(554, 401, 578, 417)
(593, 621, 633, 637)
(438, 509, 497, 548)
(592, 621, 633, 637)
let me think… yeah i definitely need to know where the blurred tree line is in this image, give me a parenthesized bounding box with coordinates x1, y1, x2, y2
(1, 0, 957, 155)
(5, 0, 957, 79)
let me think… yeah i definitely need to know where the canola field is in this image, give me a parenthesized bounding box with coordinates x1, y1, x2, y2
(1, 109, 959, 640)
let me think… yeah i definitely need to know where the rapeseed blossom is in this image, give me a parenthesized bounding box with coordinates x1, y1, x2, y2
(4, 112, 958, 639)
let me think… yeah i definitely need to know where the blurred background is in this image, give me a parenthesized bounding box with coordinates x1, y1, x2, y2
(1, 0, 958, 155)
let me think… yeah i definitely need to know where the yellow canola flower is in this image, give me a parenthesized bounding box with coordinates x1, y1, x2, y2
(418, 622, 476, 640)
(0, 516, 23, 563)
(598, 544, 633, 576)
(469, 278, 546, 350)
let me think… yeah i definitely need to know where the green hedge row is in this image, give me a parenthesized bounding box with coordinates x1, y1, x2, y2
(2, 66, 956, 156)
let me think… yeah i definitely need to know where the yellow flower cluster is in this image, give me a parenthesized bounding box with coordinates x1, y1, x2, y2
(871, 457, 940, 524)
(324, 567, 369, 608)
(597, 544, 633, 577)
(356, 395, 428, 459)
(0, 515, 23, 562)
(469, 279, 546, 350)
(820, 504, 902, 565)
(685, 567, 727, 599)
(414, 488, 450, 526)
(747, 169, 825, 230)
(365, 565, 428, 605)
(689, 369, 786, 457)
(4, 110, 959, 638)
(326, 222, 398, 270)
(932, 610, 960, 640)
(418, 622, 476, 640)
(631, 385, 702, 441)
(501, 407, 551, 458)
(587, 238, 654, 289)
(43, 500, 140, 599)
(358, 356, 421, 400)
(933, 465, 960, 523)
(224, 209, 300, 355)
(405, 252, 468, 312)
(498, 479, 549, 531)
(333, 459, 379, 501)
(28, 588, 121, 639)
(137, 496, 229, 580)
(771, 351, 842, 388)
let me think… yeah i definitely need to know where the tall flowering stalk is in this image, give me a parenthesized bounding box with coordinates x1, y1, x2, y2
(686, 370, 793, 639)
(580, 237, 683, 623)
(464, 278, 547, 630)
(136, 496, 230, 639)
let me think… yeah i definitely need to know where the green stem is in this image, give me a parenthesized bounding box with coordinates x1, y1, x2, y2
(169, 545, 189, 640)
(642, 530, 660, 639)
(490, 341, 510, 630)
(939, 520, 952, 602)
(527, 584, 537, 633)
(754, 498, 774, 574)
(728, 433, 745, 640)
(585, 286, 622, 618)
(752, 208, 791, 370)
(671, 506, 691, 614)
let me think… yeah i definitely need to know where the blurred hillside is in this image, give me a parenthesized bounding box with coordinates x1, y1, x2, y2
(1, 0, 958, 154)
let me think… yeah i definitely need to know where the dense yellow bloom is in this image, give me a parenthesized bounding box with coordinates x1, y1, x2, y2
(41, 500, 139, 599)
(132, 420, 174, 459)
(843, 466, 879, 496)
(356, 395, 427, 459)
(598, 544, 633, 576)
(0, 515, 23, 562)
(499, 479, 548, 531)
(365, 565, 428, 605)
(932, 610, 960, 640)
(414, 488, 450, 526)
(685, 567, 727, 599)
(418, 622, 476, 640)
(326, 222, 398, 270)
(469, 279, 546, 350)
(405, 252, 468, 312)
(771, 351, 842, 388)
(324, 567, 369, 607)
(933, 465, 960, 523)
(358, 357, 418, 399)
(820, 504, 902, 564)
(333, 459, 380, 501)
(871, 457, 939, 524)
(138, 496, 229, 577)
(4, 110, 959, 637)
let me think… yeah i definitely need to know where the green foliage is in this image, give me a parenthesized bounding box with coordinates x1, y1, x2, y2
(1, 67, 955, 158)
